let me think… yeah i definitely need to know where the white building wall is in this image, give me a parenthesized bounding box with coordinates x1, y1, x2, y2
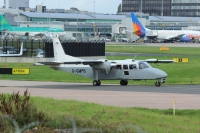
(36, 5, 42, 13)
(20, 23, 64, 30)
(8, 0, 29, 8)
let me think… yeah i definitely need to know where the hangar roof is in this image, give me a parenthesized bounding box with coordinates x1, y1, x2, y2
(20, 12, 126, 20)
(20, 11, 200, 23)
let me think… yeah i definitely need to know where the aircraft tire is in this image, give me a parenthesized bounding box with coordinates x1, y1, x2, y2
(120, 80, 128, 86)
(125, 80, 128, 85)
(93, 80, 98, 86)
(120, 80, 124, 85)
(93, 80, 101, 86)
(97, 80, 101, 86)
(155, 81, 161, 87)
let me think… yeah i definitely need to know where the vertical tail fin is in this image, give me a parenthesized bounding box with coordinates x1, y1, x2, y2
(52, 34, 83, 61)
(0, 14, 12, 30)
(131, 13, 146, 37)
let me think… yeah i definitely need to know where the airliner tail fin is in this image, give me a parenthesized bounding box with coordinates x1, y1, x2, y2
(0, 14, 12, 30)
(131, 13, 146, 37)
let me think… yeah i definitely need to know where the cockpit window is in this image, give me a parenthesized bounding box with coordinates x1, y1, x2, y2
(139, 62, 150, 69)
(129, 64, 137, 69)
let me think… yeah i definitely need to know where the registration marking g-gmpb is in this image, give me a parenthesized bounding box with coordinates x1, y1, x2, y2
(72, 69, 86, 73)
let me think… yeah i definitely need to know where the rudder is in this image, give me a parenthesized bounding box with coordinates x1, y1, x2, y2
(131, 13, 146, 37)
(52, 35, 83, 61)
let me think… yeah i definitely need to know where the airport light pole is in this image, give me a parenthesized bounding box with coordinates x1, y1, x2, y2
(154, 22, 157, 30)
(0, 10, 5, 47)
(76, 11, 78, 38)
(197, 1, 198, 17)
(161, 0, 163, 16)
(94, 1, 95, 13)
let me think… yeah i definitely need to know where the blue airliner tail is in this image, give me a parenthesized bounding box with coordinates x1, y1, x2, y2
(131, 13, 146, 37)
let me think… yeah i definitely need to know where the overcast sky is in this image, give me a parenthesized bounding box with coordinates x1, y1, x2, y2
(0, 0, 122, 14)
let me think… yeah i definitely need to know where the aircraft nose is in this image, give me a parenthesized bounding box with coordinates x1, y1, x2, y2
(154, 69, 168, 78)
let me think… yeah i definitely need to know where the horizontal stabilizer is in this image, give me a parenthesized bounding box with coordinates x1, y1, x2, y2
(38, 61, 63, 65)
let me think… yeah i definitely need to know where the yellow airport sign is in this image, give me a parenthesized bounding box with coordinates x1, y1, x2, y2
(12, 68, 30, 75)
(172, 58, 188, 63)
(160, 45, 169, 51)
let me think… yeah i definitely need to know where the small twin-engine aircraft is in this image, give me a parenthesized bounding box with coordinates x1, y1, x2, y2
(39, 35, 174, 87)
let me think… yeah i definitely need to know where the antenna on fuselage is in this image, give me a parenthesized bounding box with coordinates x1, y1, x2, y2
(133, 54, 137, 60)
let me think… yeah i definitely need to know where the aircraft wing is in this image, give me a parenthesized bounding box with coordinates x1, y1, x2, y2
(39, 60, 104, 65)
(34, 33, 45, 37)
(143, 59, 175, 63)
(164, 34, 184, 40)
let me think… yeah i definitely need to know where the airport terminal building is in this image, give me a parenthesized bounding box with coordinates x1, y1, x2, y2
(122, 0, 200, 17)
(1, 6, 200, 42)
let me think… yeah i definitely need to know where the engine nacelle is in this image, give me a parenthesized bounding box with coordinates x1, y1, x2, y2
(181, 35, 191, 42)
(91, 62, 115, 73)
(25, 32, 29, 36)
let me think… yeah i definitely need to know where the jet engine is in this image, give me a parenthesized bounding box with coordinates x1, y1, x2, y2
(181, 35, 191, 42)
(25, 32, 29, 36)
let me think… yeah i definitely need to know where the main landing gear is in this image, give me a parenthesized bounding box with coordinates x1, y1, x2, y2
(93, 80, 101, 86)
(120, 80, 128, 86)
(93, 69, 101, 86)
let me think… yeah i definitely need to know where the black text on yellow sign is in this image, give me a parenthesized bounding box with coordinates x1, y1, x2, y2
(12, 68, 30, 75)
(172, 58, 189, 63)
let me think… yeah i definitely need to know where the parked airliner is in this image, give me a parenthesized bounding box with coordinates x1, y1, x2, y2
(131, 12, 200, 42)
(0, 14, 66, 39)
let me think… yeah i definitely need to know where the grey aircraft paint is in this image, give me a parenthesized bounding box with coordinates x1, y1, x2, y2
(39, 34, 173, 87)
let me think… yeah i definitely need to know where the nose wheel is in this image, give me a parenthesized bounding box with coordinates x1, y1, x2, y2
(93, 80, 101, 86)
(155, 81, 161, 87)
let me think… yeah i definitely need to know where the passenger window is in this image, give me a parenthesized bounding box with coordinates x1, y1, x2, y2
(116, 65, 122, 69)
(129, 64, 137, 69)
(124, 71, 129, 75)
(123, 65, 128, 69)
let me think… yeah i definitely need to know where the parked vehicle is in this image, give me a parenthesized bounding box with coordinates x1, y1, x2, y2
(36, 52, 45, 58)
(1, 46, 17, 54)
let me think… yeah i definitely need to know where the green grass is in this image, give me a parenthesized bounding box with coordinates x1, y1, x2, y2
(30, 97, 200, 133)
(106, 46, 200, 55)
(1, 46, 200, 132)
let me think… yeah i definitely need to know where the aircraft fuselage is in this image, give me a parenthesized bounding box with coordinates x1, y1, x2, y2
(51, 62, 167, 81)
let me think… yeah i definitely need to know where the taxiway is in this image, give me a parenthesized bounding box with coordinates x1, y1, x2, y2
(0, 80, 199, 109)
